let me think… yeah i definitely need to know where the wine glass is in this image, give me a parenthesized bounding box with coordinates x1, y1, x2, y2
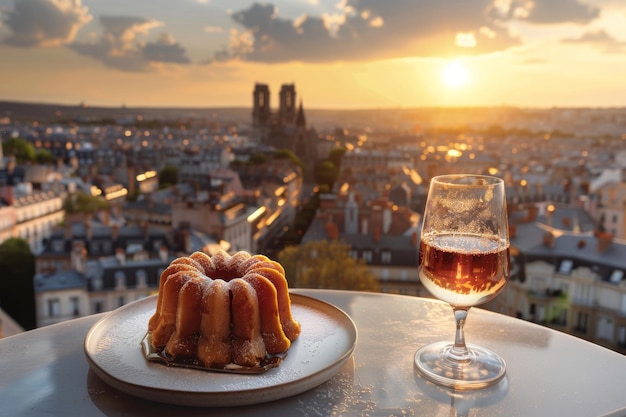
(414, 174, 510, 390)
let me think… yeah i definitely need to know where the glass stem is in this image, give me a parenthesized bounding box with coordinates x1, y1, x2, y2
(448, 307, 471, 362)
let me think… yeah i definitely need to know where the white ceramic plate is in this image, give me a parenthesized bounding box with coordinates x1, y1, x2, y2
(84, 293, 357, 407)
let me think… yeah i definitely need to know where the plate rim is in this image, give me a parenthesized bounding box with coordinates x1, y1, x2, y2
(83, 292, 357, 407)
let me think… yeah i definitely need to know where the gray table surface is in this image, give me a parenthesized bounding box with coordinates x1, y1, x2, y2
(1, 288, 626, 417)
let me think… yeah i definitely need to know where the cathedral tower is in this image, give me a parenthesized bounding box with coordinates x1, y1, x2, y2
(279, 83, 296, 125)
(252, 83, 271, 127)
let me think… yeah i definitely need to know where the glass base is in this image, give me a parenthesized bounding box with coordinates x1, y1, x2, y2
(414, 341, 506, 390)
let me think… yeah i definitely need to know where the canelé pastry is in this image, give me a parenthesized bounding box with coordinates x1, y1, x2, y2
(148, 250, 301, 368)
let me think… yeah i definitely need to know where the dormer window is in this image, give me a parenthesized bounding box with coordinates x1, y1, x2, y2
(92, 277, 103, 291)
(558, 260, 573, 274)
(610, 270, 624, 284)
(115, 271, 126, 290)
(136, 270, 147, 288)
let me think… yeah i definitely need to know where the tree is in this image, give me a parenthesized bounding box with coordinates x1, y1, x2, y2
(314, 160, 338, 189)
(2, 137, 36, 163)
(275, 149, 304, 174)
(159, 165, 179, 189)
(36, 148, 55, 164)
(63, 191, 109, 214)
(0, 238, 36, 330)
(249, 152, 267, 165)
(278, 240, 380, 292)
(327, 147, 346, 169)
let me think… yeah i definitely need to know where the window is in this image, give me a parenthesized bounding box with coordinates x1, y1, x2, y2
(610, 270, 624, 284)
(381, 251, 391, 264)
(47, 298, 60, 317)
(115, 271, 126, 289)
(94, 300, 103, 314)
(531, 277, 547, 294)
(619, 326, 626, 348)
(52, 239, 65, 252)
(118, 296, 125, 307)
(558, 260, 573, 274)
(70, 297, 80, 316)
(136, 270, 147, 288)
(126, 243, 143, 254)
(92, 277, 103, 291)
(90, 242, 99, 255)
(551, 306, 567, 326)
(576, 312, 588, 333)
(362, 250, 372, 263)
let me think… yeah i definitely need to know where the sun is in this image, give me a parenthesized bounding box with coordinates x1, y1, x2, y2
(442, 60, 469, 88)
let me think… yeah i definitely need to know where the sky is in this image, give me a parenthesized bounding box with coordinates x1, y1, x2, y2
(1, 0, 626, 110)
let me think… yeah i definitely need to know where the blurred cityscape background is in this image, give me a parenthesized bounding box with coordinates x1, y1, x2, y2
(1, 0, 626, 355)
(1, 88, 626, 355)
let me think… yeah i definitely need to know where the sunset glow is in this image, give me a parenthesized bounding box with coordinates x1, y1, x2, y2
(442, 61, 469, 89)
(0, 0, 624, 109)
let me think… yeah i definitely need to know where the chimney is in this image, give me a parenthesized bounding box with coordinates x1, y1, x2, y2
(325, 222, 339, 240)
(71, 242, 87, 274)
(127, 164, 135, 195)
(597, 232, 613, 253)
(183, 231, 191, 253)
(146, 193, 154, 209)
(159, 244, 168, 262)
(85, 221, 93, 241)
(115, 248, 126, 265)
(542, 232, 555, 248)
(142, 222, 150, 240)
(64, 222, 73, 240)
(102, 209, 110, 226)
(0, 186, 14, 204)
(383, 208, 392, 234)
(111, 224, 120, 241)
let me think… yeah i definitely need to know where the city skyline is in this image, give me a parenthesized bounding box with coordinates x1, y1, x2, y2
(1, 0, 626, 110)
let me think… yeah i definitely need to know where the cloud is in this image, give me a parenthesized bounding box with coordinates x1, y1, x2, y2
(214, 0, 604, 64)
(68, 15, 190, 71)
(143, 33, 191, 64)
(217, 0, 523, 63)
(486, 0, 599, 24)
(561, 29, 626, 53)
(1, 0, 92, 47)
(0, 0, 607, 70)
(520, 0, 599, 24)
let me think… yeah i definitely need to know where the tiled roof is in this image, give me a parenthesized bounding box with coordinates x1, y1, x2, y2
(34, 270, 86, 292)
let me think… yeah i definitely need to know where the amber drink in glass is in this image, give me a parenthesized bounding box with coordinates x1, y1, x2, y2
(414, 174, 510, 390)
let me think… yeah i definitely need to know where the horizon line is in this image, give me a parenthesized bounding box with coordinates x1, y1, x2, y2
(3, 99, 626, 113)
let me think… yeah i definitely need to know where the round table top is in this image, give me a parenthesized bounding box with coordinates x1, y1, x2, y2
(1, 288, 626, 417)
